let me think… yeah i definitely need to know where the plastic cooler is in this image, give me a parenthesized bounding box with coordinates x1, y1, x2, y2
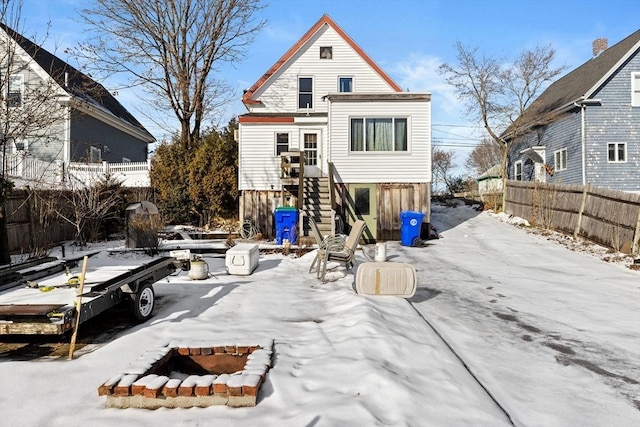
(274, 206, 299, 244)
(400, 210, 425, 246)
(225, 244, 259, 275)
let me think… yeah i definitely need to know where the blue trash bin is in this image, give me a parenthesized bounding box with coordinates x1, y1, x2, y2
(274, 206, 299, 244)
(400, 210, 425, 246)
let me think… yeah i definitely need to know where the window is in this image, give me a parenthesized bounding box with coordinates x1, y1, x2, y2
(12, 139, 27, 153)
(319, 46, 332, 59)
(122, 157, 131, 163)
(303, 133, 317, 166)
(632, 73, 640, 107)
(354, 188, 370, 215)
(554, 148, 567, 171)
(90, 146, 102, 163)
(275, 132, 289, 156)
(298, 77, 313, 109)
(7, 74, 23, 108)
(350, 118, 408, 152)
(515, 161, 523, 181)
(608, 142, 626, 162)
(339, 77, 352, 93)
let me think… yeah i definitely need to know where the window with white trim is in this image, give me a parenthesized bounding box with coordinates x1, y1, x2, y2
(275, 132, 289, 156)
(632, 73, 640, 107)
(338, 77, 353, 93)
(608, 142, 626, 162)
(515, 160, 523, 181)
(7, 74, 23, 108)
(350, 117, 408, 152)
(298, 77, 313, 109)
(90, 146, 102, 163)
(12, 138, 27, 153)
(554, 148, 567, 171)
(319, 46, 332, 59)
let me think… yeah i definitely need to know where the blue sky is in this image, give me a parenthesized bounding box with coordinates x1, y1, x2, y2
(17, 0, 640, 172)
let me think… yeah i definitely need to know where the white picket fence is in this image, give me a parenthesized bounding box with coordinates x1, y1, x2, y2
(2, 153, 151, 188)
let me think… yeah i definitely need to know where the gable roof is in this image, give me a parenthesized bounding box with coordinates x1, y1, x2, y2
(0, 23, 154, 142)
(242, 14, 403, 105)
(527, 29, 640, 117)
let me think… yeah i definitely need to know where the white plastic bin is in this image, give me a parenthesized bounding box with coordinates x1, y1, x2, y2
(225, 244, 259, 275)
(355, 262, 417, 297)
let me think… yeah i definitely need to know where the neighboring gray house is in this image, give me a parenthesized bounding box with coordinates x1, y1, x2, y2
(1, 23, 154, 186)
(507, 30, 640, 192)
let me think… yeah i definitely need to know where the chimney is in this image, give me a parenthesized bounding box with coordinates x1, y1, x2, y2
(592, 38, 608, 57)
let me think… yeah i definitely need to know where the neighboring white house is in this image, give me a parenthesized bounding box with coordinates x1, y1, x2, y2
(0, 23, 154, 188)
(238, 14, 431, 241)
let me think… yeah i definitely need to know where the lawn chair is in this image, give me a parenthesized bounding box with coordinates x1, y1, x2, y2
(307, 217, 345, 275)
(316, 220, 367, 283)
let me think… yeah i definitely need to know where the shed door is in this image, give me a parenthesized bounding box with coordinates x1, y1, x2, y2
(348, 183, 376, 240)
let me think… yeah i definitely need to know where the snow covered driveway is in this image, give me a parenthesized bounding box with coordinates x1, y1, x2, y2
(399, 204, 640, 426)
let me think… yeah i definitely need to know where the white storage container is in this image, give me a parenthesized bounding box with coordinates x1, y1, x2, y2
(225, 244, 259, 275)
(355, 262, 417, 298)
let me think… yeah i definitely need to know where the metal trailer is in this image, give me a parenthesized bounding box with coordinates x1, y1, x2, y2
(0, 256, 177, 335)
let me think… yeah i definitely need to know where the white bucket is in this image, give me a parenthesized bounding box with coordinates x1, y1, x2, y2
(188, 260, 209, 280)
(374, 242, 387, 262)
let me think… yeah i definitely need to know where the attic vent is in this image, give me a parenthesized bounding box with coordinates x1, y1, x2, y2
(592, 38, 608, 57)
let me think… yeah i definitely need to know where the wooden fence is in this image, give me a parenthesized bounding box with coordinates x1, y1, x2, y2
(6, 187, 156, 255)
(505, 180, 640, 255)
(5, 189, 76, 255)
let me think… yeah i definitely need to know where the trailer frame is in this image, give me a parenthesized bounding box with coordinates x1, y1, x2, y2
(0, 256, 178, 335)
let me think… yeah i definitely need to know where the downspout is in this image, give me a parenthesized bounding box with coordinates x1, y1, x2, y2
(580, 103, 586, 185)
(63, 72, 71, 164)
(574, 98, 601, 185)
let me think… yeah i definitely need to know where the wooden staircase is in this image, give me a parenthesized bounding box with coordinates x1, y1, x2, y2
(301, 177, 333, 237)
(280, 152, 334, 239)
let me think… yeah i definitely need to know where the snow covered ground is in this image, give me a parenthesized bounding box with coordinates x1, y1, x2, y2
(0, 203, 638, 426)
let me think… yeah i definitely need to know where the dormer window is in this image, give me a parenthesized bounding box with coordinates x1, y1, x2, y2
(298, 77, 313, 109)
(320, 46, 332, 59)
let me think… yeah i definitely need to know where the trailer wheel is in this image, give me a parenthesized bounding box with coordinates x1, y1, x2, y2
(129, 283, 155, 322)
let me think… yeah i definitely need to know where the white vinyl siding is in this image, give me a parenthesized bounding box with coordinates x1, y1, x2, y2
(249, 25, 397, 114)
(239, 123, 328, 190)
(327, 99, 430, 183)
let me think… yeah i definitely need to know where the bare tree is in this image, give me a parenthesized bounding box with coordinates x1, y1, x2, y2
(75, 0, 266, 150)
(465, 137, 503, 176)
(432, 148, 457, 195)
(53, 173, 125, 245)
(439, 43, 564, 209)
(0, 0, 70, 263)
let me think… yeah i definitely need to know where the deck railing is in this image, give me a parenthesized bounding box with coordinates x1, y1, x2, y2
(2, 153, 151, 188)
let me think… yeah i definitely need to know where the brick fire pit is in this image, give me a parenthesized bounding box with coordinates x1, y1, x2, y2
(98, 339, 274, 408)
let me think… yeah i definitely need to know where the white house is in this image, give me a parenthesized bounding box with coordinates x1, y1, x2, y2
(238, 14, 431, 241)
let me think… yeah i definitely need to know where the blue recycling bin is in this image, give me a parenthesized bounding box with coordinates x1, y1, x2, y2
(400, 210, 425, 246)
(274, 206, 299, 244)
